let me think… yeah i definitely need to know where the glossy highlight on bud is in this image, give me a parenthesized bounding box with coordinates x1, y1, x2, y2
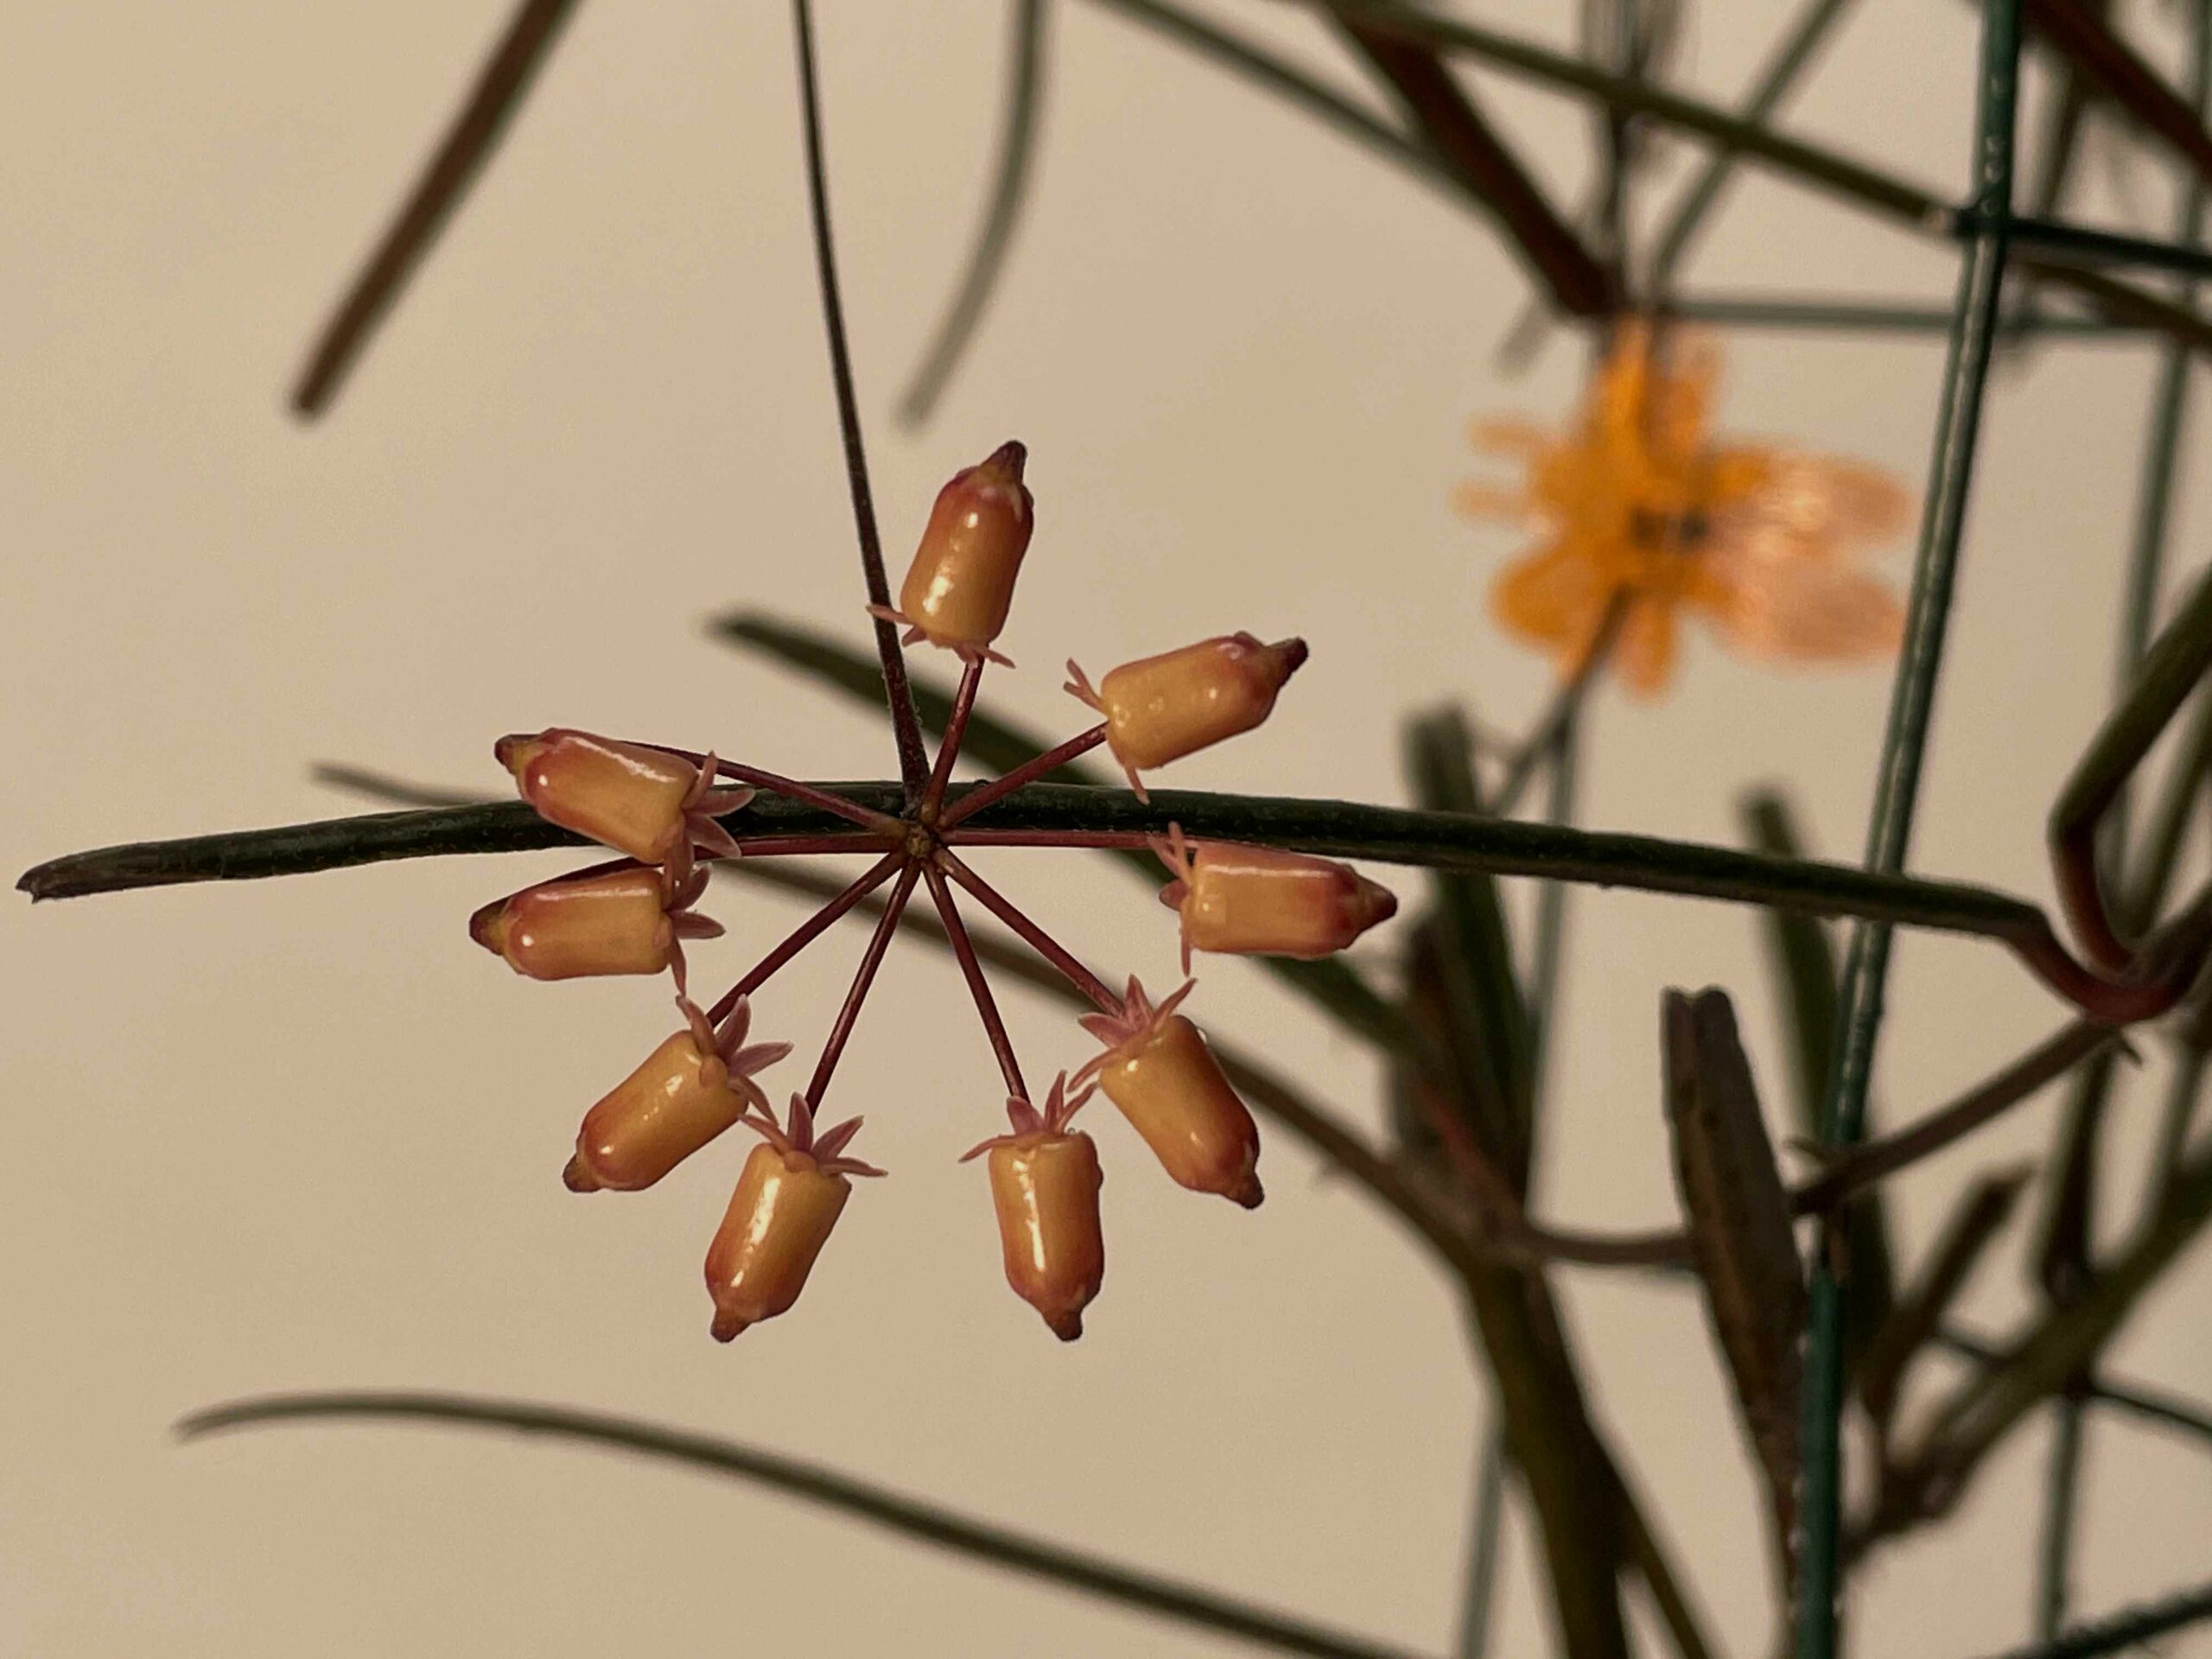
(1154, 826, 1396, 973)
(962, 1074, 1105, 1340)
(1077, 978, 1262, 1208)
(495, 728, 750, 873)
(873, 441, 1034, 662)
(705, 1094, 883, 1341)
(470, 866, 723, 982)
(1066, 632, 1306, 798)
(564, 999, 789, 1193)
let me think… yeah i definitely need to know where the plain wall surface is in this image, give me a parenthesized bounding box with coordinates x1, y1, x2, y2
(3, 3, 2209, 1655)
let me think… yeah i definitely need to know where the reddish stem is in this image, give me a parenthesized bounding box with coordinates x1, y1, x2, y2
(2008, 888, 2212, 1025)
(2051, 823, 2133, 973)
(942, 826, 1149, 854)
(628, 741, 897, 831)
(804, 861, 924, 1108)
(940, 853, 1122, 1014)
(922, 658, 987, 820)
(708, 851, 903, 1023)
(922, 863, 1027, 1101)
(938, 723, 1109, 829)
(731, 835, 900, 858)
(714, 761, 902, 831)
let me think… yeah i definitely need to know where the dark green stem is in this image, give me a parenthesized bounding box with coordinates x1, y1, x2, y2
(1797, 6, 2021, 1652)
(22, 785, 2194, 1022)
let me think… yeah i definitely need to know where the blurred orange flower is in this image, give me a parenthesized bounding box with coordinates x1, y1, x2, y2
(1456, 321, 1911, 696)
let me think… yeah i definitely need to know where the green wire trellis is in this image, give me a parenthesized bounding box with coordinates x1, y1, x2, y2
(1798, 4, 2021, 1652)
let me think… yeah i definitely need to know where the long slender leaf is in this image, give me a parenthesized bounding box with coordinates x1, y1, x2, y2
(294, 0, 583, 416)
(1968, 1577, 2212, 1659)
(1334, 22, 1614, 315)
(898, 0, 1051, 427)
(1405, 709, 1532, 1176)
(1739, 789, 1894, 1375)
(1858, 1168, 2028, 1432)
(179, 1394, 1430, 1659)
(1661, 988, 1805, 1589)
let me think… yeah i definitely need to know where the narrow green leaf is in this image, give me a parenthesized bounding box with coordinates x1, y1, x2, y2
(897, 0, 1052, 428)
(1858, 1167, 2029, 1432)
(1738, 788, 1894, 1376)
(1661, 988, 1805, 1588)
(1404, 708, 1533, 1179)
(294, 0, 584, 416)
(178, 1393, 1427, 1659)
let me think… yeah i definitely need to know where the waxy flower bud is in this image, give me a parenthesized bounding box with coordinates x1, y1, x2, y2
(1066, 633, 1306, 796)
(495, 728, 748, 872)
(962, 1075, 1105, 1340)
(564, 999, 789, 1193)
(470, 867, 723, 982)
(1154, 827, 1396, 972)
(1078, 979, 1262, 1208)
(872, 441, 1034, 661)
(705, 1095, 883, 1341)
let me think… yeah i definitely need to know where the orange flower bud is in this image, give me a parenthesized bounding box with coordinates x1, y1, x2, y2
(495, 728, 749, 870)
(1154, 827, 1396, 972)
(1078, 979, 1262, 1208)
(564, 998, 789, 1193)
(471, 867, 724, 981)
(704, 1094, 883, 1341)
(875, 441, 1034, 660)
(1066, 633, 1306, 795)
(961, 1074, 1105, 1340)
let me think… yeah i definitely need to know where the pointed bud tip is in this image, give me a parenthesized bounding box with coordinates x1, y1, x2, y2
(709, 1308, 750, 1343)
(493, 732, 548, 782)
(983, 439, 1027, 480)
(561, 1154, 601, 1193)
(1047, 1310, 1084, 1341)
(467, 897, 511, 955)
(1231, 1174, 1265, 1210)
(1271, 638, 1309, 677)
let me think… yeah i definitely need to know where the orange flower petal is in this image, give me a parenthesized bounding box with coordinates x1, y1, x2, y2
(1616, 594, 1679, 696)
(1697, 561, 1905, 661)
(1452, 481, 1531, 522)
(1490, 538, 1612, 654)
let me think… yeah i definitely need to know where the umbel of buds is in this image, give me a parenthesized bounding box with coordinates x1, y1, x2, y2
(1153, 824, 1397, 973)
(1078, 978, 1262, 1209)
(1066, 632, 1307, 798)
(565, 998, 791, 1192)
(963, 1073, 1106, 1340)
(459, 437, 1387, 1344)
(495, 728, 750, 875)
(706, 1095, 884, 1341)
(471, 866, 723, 982)
(870, 441, 1035, 663)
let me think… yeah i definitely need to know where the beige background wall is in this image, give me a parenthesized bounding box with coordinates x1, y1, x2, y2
(3, 3, 2208, 1655)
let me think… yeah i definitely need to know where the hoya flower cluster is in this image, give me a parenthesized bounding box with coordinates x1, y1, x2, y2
(473, 443, 1396, 1341)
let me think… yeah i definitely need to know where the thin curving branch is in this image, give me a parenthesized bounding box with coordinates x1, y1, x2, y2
(177, 1392, 1435, 1659)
